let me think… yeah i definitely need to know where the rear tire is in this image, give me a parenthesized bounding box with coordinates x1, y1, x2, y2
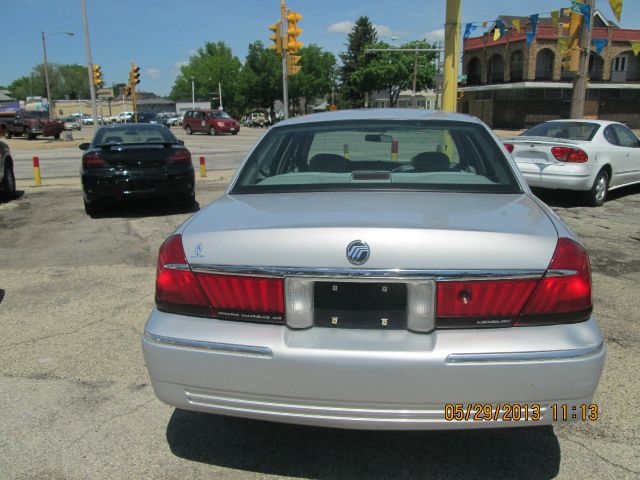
(84, 198, 102, 217)
(209, 126, 216, 136)
(232, 131, 238, 135)
(53, 133, 60, 140)
(185, 125, 192, 135)
(584, 170, 608, 207)
(177, 192, 196, 210)
(4, 129, 11, 139)
(1, 162, 16, 198)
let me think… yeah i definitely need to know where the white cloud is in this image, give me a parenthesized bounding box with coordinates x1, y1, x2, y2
(424, 28, 445, 42)
(327, 20, 355, 33)
(146, 68, 161, 79)
(373, 24, 397, 37)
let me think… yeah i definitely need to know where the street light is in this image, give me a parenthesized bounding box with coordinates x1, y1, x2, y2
(191, 77, 195, 109)
(41, 31, 74, 117)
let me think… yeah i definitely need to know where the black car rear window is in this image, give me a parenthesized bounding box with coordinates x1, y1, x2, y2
(521, 121, 600, 141)
(93, 125, 177, 145)
(231, 120, 521, 194)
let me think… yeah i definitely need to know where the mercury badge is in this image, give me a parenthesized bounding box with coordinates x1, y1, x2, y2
(346, 240, 370, 265)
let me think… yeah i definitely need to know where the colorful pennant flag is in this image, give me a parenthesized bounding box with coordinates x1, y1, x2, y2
(463, 23, 477, 39)
(551, 10, 560, 29)
(493, 28, 501, 41)
(632, 41, 640, 57)
(572, 1, 591, 30)
(593, 38, 608, 55)
(496, 19, 507, 37)
(513, 19, 521, 32)
(526, 32, 535, 46)
(558, 36, 570, 55)
(530, 14, 539, 36)
(608, 0, 622, 23)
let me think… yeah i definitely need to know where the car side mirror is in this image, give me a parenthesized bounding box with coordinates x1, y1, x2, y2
(79, 143, 91, 151)
(178, 140, 185, 146)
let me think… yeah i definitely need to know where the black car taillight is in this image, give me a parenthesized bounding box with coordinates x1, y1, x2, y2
(82, 152, 108, 168)
(155, 235, 285, 323)
(169, 149, 191, 164)
(436, 238, 592, 328)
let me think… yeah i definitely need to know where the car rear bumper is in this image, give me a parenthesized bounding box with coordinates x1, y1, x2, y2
(216, 125, 240, 134)
(82, 169, 194, 202)
(517, 162, 596, 191)
(142, 309, 605, 430)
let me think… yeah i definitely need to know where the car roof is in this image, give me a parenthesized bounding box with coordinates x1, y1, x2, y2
(273, 108, 483, 128)
(542, 119, 620, 127)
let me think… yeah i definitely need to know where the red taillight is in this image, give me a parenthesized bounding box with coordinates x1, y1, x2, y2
(196, 274, 284, 323)
(155, 234, 284, 323)
(517, 238, 592, 325)
(155, 235, 211, 317)
(435, 238, 592, 328)
(169, 149, 191, 164)
(82, 152, 108, 168)
(503, 143, 515, 153)
(551, 147, 588, 163)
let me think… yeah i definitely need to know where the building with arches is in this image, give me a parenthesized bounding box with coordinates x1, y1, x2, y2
(460, 10, 640, 128)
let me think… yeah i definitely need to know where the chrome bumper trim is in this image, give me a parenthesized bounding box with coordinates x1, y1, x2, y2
(446, 341, 604, 364)
(143, 332, 273, 358)
(189, 264, 545, 282)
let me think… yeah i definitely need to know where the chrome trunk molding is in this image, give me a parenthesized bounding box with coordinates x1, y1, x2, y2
(189, 264, 545, 282)
(143, 332, 273, 358)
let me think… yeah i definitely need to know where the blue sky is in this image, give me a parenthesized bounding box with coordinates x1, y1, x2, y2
(3, 0, 639, 96)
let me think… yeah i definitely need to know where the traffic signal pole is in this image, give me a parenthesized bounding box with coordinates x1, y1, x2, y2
(81, 0, 98, 127)
(281, 0, 289, 119)
(442, 0, 461, 112)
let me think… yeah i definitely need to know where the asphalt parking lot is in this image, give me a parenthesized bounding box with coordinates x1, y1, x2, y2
(0, 129, 639, 479)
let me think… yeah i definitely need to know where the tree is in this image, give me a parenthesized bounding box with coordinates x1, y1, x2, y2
(8, 64, 90, 100)
(238, 41, 283, 117)
(289, 44, 337, 113)
(339, 16, 378, 108)
(169, 41, 242, 116)
(351, 40, 437, 107)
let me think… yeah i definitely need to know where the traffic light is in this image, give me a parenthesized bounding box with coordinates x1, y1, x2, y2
(130, 63, 141, 85)
(287, 54, 301, 76)
(286, 11, 303, 53)
(122, 85, 132, 98)
(269, 22, 282, 54)
(92, 64, 103, 88)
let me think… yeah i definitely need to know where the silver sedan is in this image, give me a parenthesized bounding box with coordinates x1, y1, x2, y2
(143, 109, 605, 430)
(503, 119, 640, 206)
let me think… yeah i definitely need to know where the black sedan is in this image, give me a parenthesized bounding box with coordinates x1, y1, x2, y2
(79, 124, 195, 216)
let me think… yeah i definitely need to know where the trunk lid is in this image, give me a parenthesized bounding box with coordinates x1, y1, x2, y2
(503, 136, 590, 165)
(181, 192, 559, 270)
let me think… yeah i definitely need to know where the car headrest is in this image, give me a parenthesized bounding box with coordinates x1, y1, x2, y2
(411, 152, 450, 172)
(104, 136, 123, 144)
(309, 153, 351, 173)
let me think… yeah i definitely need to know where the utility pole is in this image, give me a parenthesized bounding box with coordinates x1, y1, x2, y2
(81, 0, 98, 126)
(411, 45, 419, 108)
(280, 0, 289, 119)
(442, 0, 461, 112)
(570, 0, 595, 118)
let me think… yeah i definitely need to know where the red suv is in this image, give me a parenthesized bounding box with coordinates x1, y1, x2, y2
(182, 109, 240, 136)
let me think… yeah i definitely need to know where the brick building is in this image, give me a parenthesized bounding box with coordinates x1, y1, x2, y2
(460, 10, 640, 128)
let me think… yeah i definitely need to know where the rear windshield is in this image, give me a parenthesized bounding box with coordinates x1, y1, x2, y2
(231, 120, 521, 194)
(521, 121, 600, 141)
(93, 126, 177, 145)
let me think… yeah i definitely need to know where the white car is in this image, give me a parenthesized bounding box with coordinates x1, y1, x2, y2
(503, 119, 640, 206)
(116, 111, 134, 123)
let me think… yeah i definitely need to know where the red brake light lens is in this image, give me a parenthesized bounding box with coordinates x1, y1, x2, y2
(503, 143, 515, 153)
(155, 235, 284, 323)
(82, 152, 108, 168)
(551, 147, 588, 163)
(169, 149, 191, 164)
(517, 238, 592, 325)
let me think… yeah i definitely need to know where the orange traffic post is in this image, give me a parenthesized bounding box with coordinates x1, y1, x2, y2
(391, 139, 399, 161)
(199, 156, 207, 177)
(32, 156, 42, 186)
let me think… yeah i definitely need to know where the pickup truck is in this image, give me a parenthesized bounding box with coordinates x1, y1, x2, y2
(0, 110, 64, 140)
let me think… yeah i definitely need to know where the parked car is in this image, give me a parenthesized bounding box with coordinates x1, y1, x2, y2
(165, 114, 182, 127)
(245, 111, 268, 128)
(0, 140, 16, 198)
(182, 109, 240, 135)
(82, 115, 94, 125)
(143, 109, 605, 430)
(137, 112, 161, 124)
(79, 123, 195, 215)
(503, 119, 640, 206)
(62, 117, 82, 131)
